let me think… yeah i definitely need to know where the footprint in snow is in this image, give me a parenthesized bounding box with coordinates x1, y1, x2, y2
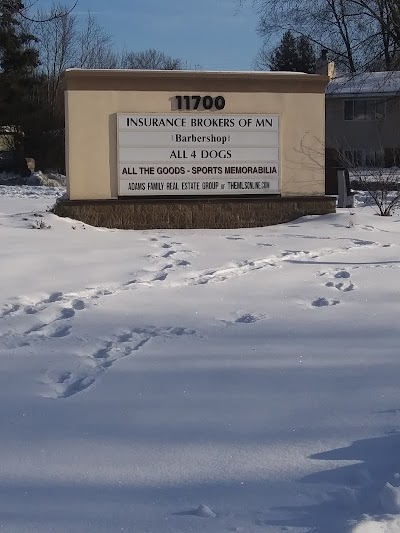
(312, 297, 340, 307)
(60, 375, 96, 398)
(173, 504, 216, 518)
(44, 324, 72, 338)
(360, 224, 375, 231)
(325, 281, 355, 292)
(44, 291, 63, 303)
(334, 270, 351, 279)
(220, 313, 269, 325)
(281, 250, 319, 261)
(47, 325, 196, 399)
(318, 268, 353, 278)
(57, 371, 71, 384)
(0, 303, 21, 318)
(25, 306, 38, 314)
(235, 313, 265, 324)
(72, 299, 85, 310)
(153, 272, 168, 282)
(352, 238, 376, 246)
(176, 259, 191, 267)
(59, 307, 75, 319)
(162, 250, 176, 258)
(148, 239, 192, 270)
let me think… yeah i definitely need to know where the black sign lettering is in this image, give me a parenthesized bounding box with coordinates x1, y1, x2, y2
(175, 96, 226, 111)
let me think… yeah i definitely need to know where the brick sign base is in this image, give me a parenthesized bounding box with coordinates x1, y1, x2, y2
(53, 196, 336, 230)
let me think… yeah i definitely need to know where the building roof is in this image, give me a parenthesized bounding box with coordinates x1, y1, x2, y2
(327, 71, 400, 97)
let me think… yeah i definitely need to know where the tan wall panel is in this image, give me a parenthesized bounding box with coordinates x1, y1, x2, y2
(66, 84, 326, 200)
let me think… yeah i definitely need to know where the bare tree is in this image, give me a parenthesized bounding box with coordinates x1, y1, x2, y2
(5, 0, 78, 22)
(23, 3, 117, 171)
(254, 46, 270, 70)
(32, 3, 76, 116)
(32, 4, 116, 117)
(241, 0, 400, 73)
(120, 49, 182, 70)
(75, 12, 117, 69)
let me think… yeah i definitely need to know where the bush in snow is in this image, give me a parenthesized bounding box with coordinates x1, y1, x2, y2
(349, 167, 400, 216)
(27, 171, 65, 187)
(0, 171, 65, 188)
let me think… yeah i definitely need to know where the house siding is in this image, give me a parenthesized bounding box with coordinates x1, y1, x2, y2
(326, 95, 400, 165)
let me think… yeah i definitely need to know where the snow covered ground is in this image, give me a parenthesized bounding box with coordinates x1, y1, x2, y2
(1, 186, 400, 532)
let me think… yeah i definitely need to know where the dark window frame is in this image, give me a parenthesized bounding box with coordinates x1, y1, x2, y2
(343, 99, 386, 121)
(341, 148, 385, 167)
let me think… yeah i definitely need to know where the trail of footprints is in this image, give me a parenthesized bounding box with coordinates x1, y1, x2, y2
(312, 269, 356, 307)
(0, 235, 391, 324)
(47, 325, 196, 398)
(122, 237, 194, 287)
(0, 237, 193, 349)
(0, 298, 86, 350)
(1, 290, 99, 322)
(0, 234, 393, 351)
(0, 235, 192, 322)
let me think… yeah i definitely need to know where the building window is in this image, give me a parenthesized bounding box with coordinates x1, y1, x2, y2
(365, 150, 385, 167)
(384, 148, 400, 167)
(342, 149, 385, 167)
(344, 99, 385, 120)
(344, 150, 362, 166)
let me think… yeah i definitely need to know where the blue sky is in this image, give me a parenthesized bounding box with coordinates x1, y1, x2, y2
(33, 0, 263, 70)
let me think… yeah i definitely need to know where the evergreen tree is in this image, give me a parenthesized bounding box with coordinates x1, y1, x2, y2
(269, 31, 298, 72)
(269, 31, 316, 73)
(296, 36, 317, 74)
(0, 0, 40, 159)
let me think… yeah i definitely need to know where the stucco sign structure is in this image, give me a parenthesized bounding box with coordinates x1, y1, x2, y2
(118, 114, 279, 196)
(63, 69, 329, 202)
(60, 70, 334, 228)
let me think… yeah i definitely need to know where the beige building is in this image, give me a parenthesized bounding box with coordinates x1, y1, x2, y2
(64, 69, 328, 201)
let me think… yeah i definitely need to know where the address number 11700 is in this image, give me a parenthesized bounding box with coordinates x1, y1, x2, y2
(175, 95, 226, 110)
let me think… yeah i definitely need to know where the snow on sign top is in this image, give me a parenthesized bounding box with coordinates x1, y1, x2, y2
(327, 71, 400, 97)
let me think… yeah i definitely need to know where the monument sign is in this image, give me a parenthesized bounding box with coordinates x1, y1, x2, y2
(60, 69, 334, 229)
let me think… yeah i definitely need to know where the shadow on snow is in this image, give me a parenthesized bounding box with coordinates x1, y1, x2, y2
(262, 432, 400, 532)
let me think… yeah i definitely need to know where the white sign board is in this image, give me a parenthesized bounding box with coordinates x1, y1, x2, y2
(117, 114, 280, 196)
